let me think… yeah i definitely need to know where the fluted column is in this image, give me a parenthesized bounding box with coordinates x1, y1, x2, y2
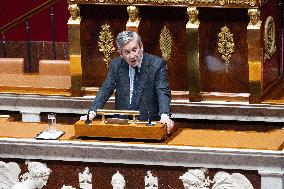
(259, 170, 284, 189)
(68, 3, 83, 96)
(247, 8, 262, 103)
(186, 7, 201, 101)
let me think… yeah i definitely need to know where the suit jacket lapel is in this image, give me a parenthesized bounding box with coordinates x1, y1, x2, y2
(137, 53, 151, 101)
(119, 59, 130, 104)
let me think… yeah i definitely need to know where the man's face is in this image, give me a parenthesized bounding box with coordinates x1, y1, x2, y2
(119, 40, 143, 67)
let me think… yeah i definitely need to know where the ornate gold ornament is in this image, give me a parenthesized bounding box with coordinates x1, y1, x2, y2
(218, 0, 225, 5)
(126, 6, 140, 28)
(249, 0, 256, 6)
(217, 26, 235, 72)
(68, 4, 81, 24)
(159, 26, 172, 61)
(186, 7, 200, 28)
(70, 0, 257, 7)
(98, 24, 115, 68)
(247, 9, 261, 28)
(264, 16, 276, 61)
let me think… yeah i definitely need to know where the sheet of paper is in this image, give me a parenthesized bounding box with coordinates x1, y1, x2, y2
(35, 130, 64, 140)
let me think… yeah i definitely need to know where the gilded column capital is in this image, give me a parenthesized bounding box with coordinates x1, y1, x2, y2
(126, 6, 141, 28)
(247, 9, 261, 29)
(186, 7, 200, 29)
(68, 4, 81, 24)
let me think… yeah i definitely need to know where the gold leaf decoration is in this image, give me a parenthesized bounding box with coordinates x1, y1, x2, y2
(98, 24, 115, 68)
(264, 16, 276, 61)
(159, 26, 172, 61)
(71, 0, 257, 7)
(217, 26, 235, 73)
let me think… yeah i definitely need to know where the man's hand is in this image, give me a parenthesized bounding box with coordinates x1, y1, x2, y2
(80, 111, 96, 121)
(160, 114, 174, 134)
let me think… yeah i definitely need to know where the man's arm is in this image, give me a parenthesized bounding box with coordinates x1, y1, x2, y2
(89, 61, 117, 112)
(155, 59, 171, 116)
(154, 59, 174, 133)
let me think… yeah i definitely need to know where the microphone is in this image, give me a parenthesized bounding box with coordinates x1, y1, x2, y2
(146, 110, 155, 126)
(140, 97, 155, 126)
(84, 111, 92, 124)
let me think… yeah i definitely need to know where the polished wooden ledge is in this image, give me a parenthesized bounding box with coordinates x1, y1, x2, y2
(2, 93, 284, 123)
(1, 118, 283, 151)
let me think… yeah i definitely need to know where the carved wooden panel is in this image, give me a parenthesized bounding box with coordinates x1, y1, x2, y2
(138, 6, 189, 91)
(199, 8, 249, 93)
(260, 0, 282, 90)
(81, 5, 189, 91)
(80, 5, 127, 87)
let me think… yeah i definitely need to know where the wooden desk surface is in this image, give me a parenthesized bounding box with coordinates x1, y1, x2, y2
(0, 118, 284, 150)
(166, 128, 284, 150)
(0, 118, 75, 140)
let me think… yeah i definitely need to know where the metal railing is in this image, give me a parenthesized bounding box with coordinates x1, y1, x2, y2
(0, 0, 57, 72)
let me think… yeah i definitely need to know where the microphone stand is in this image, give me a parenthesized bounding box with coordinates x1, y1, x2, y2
(84, 112, 92, 124)
(146, 110, 155, 126)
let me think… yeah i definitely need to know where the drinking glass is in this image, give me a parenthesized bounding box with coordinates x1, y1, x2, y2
(47, 113, 56, 132)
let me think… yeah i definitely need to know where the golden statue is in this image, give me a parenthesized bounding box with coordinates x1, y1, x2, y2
(186, 7, 200, 28)
(126, 6, 141, 28)
(68, 4, 81, 24)
(248, 9, 261, 29)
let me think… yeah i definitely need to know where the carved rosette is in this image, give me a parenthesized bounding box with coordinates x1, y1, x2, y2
(217, 26, 235, 72)
(264, 16, 276, 61)
(98, 24, 116, 68)
(159, 26, 172, 61)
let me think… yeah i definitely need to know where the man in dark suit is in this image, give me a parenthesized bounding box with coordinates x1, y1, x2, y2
(81, 31, 174, 132)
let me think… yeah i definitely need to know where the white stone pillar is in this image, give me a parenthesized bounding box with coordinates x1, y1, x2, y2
(258, 170, 284, 189)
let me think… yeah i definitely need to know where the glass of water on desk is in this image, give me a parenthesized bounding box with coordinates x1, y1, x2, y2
(47, 113, 56, 133)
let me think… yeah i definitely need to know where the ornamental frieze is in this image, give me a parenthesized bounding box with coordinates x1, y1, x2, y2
(69, 0, 258, 7)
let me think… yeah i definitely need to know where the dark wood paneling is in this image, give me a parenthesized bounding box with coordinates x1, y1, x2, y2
(139, 6, 188, 91)
(260, 0, 283, 90)
(81, 5, 189, 90)
(0, 41, 69, 72)
(199, 8, 249, 93)
(80, 5, 127, 87)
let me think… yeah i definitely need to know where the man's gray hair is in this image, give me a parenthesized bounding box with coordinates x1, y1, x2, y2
(116, 31, 141, 50)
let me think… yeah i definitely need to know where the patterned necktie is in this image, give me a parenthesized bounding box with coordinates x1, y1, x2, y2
(129, 66, 140, 110)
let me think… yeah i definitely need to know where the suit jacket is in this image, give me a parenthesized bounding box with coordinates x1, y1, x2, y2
(89, 53, 171, 121)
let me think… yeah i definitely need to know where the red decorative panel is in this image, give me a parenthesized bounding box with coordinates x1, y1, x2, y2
(138, 6, 189, 91)
(81, 5, 189, 90)
(0, 0, 69, 42)
(80, 5, 127, 87)
(260, 0, 283, 90)
(199, 8, 249, 93)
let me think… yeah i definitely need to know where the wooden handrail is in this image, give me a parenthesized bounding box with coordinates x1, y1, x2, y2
(0, 0, 56, 35)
